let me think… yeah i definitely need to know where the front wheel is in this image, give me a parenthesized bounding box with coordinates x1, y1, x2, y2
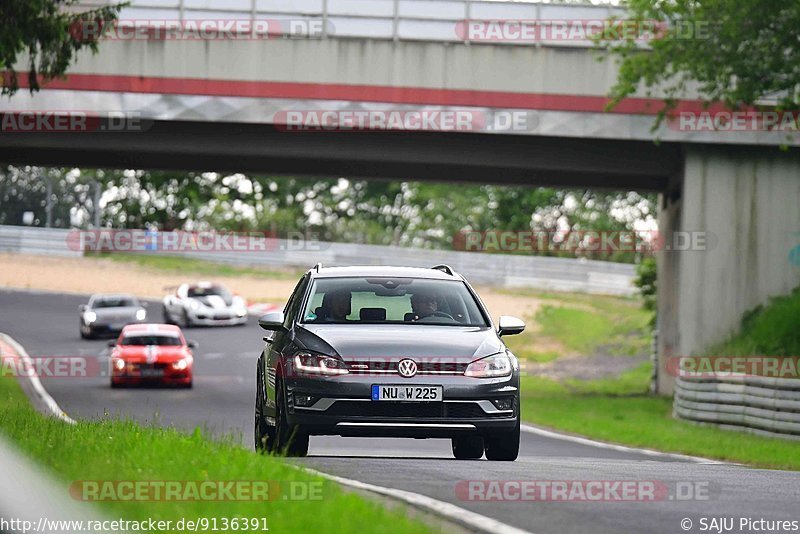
(181, 309, 192, 328)
(484, 419, 520, 461)
(274, 378, 308, 457)
(162, 305, 175, 325)
(452, 436, 484, 459)
(254, 362, 275, 453)
(80, 321, 94, 340)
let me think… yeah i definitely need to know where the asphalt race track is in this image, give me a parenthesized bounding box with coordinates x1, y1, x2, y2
(2, 289, 799, 534)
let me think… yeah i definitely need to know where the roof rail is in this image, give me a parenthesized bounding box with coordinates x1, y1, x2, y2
(313, 262, 322, 272)
(431, 264, 455, 276)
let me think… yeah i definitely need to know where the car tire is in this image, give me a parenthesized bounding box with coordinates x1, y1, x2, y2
(162, 305, 174, 325)
(275, 377, 309, 457)
(254, 362, 276, 453)
(181, 309, 192, 329)
(80, 321, 94, 340)
(452, 436, 484, 460)
(484, 418, 520, 461)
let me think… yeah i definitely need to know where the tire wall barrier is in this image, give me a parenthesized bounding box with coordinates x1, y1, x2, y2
(673, 376, 800, 441)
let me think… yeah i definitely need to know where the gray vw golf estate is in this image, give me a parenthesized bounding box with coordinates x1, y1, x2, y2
(254, 264, 525, 460)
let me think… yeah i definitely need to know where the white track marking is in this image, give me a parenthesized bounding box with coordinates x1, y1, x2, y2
(301, 466, 533, 534)
(0, 333, 75, 424)
(521, 423, 726, 464)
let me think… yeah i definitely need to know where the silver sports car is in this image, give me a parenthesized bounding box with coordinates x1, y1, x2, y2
(162, 282, 248, 327)
(79, 294, 148, 339)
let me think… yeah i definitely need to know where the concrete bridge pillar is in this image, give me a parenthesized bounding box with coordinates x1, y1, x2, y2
(656, 144, 800, 394)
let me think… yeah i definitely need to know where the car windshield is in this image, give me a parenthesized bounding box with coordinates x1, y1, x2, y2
(92, 297, 138, 308)
(120, 335, 182, 346)
(187, 286, 231, 299)
(301, 277, 489, 326)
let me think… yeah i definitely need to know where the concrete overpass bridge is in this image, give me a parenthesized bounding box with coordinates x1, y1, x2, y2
(1, 0, 799, 393)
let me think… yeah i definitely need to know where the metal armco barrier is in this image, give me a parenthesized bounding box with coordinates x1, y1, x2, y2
(0, 225, 636, 295)
(674, 376, 800, 440)
(0, 225, 82, 257)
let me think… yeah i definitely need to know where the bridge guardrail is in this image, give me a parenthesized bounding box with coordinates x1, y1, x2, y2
(674, 376, 800, 440)
(77, 0, 626, 47)
(0, 225, 636, 295)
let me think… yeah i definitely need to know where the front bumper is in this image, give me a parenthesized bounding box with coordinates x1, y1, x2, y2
(187, 310, 247, 326)
(283, 372, 519, 438)
(111, 363, 192, 386)
(86, 318, 147, 335)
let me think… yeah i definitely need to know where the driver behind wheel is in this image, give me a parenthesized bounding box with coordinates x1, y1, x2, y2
(409, 290, 439, 320)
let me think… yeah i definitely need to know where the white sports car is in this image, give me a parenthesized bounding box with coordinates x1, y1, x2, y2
(162, 282, 248, 327)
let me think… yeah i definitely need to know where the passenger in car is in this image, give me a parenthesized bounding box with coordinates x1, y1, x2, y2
(316, 290, 352, 322)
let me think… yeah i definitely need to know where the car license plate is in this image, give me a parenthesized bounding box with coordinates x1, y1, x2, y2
(139, 367, 164, 378)
(371, 385, 442, 401)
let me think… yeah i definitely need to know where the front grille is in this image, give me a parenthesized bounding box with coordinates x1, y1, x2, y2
(132, 363, 168, 371)
(327, 401, 443, 418)
(345, 360, 467, 375)
(420, 362, 468, 374)
(322, 401, 510, 419)
(127, 363, 169, 377)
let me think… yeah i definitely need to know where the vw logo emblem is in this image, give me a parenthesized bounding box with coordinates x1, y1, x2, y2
(398, 358, 417, 378)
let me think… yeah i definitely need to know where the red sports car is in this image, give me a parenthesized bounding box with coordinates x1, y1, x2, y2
(109, 324, 195, 388)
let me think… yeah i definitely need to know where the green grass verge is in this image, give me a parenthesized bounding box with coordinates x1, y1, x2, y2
(519, 365, 800, 470)
(502, 289, 651, 360)
(708, 286, 800, 356)
(86, 252, 303, 281)
(0, 378, 431, 532)
(534, 306, 612, 354)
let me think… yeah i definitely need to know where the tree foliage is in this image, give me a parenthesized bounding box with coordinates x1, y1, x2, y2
(0, 166, 657, 263)
(1, 0, 125, 96)
(634, 256, 657, 327)
(602, 0, 800, 125)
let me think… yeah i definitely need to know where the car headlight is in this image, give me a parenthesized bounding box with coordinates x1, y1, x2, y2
(112, 358, 125, 371)
(464, 353, 512, 378)
(135, 309, 146, 321)
(294, 351, 349, 376)
(188, 300, 201, 310)
(84, 311, 97, 323)
(172, 359, 189, 370)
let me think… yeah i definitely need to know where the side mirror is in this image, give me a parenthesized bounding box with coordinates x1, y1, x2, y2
(187, 340, 198, 349)
(107, 340, 117, 347)
(497, 315, 525, 337)
(258, 311, 285, 331)
(78, 304, 88, 312)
